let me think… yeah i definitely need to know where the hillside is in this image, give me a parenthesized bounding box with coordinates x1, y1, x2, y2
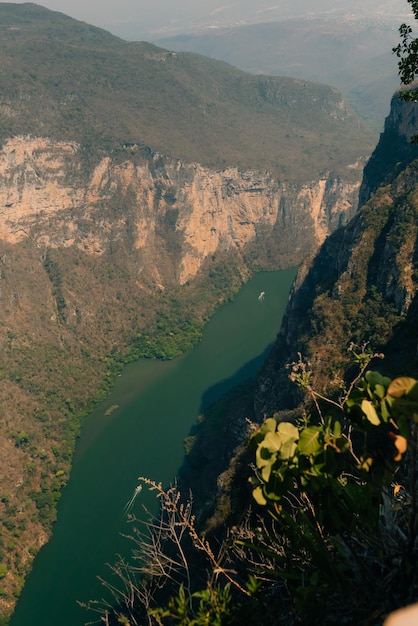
(0, 4, 374, 181)
(155, 17, 400, 133)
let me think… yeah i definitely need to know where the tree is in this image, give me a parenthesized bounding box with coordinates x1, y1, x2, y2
(393, 0, 418, 99)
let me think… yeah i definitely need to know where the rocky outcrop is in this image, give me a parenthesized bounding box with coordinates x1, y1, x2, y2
(359, 90, 418, 205)
(0, 136, 362, 285)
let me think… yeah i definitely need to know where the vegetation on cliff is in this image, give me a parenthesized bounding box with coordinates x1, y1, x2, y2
(393, 0, 418, 100)
(0, 242, 251, 614)
(89, 356, 418, 625)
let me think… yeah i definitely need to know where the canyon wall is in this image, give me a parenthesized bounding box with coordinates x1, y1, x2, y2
(0, 136, 362, 286)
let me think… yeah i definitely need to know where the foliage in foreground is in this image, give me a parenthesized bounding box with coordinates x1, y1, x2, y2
(247, 351, 418, 624)
(88, 347, 418, 625)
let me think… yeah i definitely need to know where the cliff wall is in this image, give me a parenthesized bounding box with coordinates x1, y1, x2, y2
(0, 136, 361, 285)
(359, 90, 418, 205)
(256, 92, 418, 418)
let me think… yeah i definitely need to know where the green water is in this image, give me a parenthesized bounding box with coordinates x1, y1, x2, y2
(10, 268, 296, 626)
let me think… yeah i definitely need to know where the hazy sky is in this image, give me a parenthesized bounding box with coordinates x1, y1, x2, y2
(6, 0, 411, 40)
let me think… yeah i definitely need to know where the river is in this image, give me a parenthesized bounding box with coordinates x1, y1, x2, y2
(10, 268, 296, 626)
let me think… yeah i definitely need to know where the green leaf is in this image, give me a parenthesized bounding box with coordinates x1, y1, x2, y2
(366, 371, 386, 388)
(252, 485, 267, 506)
(246, 575, 262, 594)
(262, 431, 283, 453)
(256, 446, 273, 482)
(277, 421, 299, 441)
(250, 418, 277, 447)
(361, 399, 380, 425)
(380, 398, 392, 422)
(333, 420, 342, 438)
(261, 417, 278, 433)
(364, 371, 391, 392)
(277, 422, 299, 460)
(260, 459, 274, 483)
(374, 384, 386, 400)
(256, 445, 272, 463)
(299, 426, 322, 455)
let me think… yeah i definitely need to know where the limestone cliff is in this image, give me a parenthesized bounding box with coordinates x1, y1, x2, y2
(0, 136, 361, 286)
(256, 91, 418, 418)
(359, 90, 418, 205)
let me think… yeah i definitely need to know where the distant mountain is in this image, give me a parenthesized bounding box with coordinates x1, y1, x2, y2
(104, 0, 408, 41)
(0, 4, 374, 181)
(155, 17, 402, 133)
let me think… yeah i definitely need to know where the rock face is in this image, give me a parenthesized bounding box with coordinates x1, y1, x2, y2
(256, 95, 418, 419)
(0, 136, 361, 286)
(359, 91, 418, 206)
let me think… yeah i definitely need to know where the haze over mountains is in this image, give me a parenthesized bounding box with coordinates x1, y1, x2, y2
(8, 2, 408, 133)
(7, 1, 411, 42)
(154, 16, 402, 133)
(98, 0, 409, 41)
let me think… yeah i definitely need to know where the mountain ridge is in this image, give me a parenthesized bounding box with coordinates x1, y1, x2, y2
(154, 16, 400, 133)
(0, 4, 374, 181)
(102, 0, 408, 41)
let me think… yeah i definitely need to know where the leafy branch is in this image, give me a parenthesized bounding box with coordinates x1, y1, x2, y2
(247, 355, 418, 622)
(393, 1, 418, 103)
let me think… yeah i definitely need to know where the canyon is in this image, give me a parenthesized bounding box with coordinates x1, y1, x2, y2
(0, 3, 386, 620)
